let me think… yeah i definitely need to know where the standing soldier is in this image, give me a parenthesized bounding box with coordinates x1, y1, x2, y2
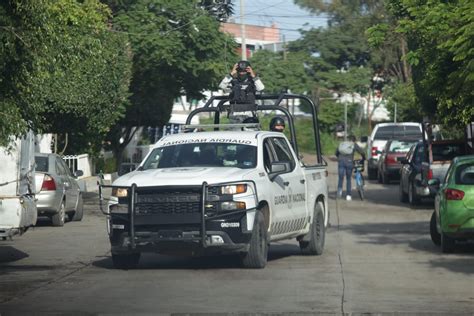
(219, 60, 264, 105)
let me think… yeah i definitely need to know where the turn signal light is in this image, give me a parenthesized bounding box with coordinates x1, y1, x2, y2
(220, 184, 247, 195)
(445, 188, 464, 200)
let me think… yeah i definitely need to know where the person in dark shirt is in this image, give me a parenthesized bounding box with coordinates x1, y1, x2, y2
(336, 135, 366, 200)
(219, 60, 264, 104)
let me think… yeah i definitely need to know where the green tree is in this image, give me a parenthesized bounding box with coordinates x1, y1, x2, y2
(389, 0, 473, 127)
(199, 0, 234, 22)
(102, 0, 237, 162)
(384, 81, 422, 123)
(249, 50, 312, 94)
(0, 0, 131, 151)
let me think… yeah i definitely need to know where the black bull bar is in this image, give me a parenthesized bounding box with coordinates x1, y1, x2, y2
(98, 181, 258, 249)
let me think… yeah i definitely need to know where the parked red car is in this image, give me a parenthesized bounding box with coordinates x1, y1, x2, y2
(377, 139, 420, 184)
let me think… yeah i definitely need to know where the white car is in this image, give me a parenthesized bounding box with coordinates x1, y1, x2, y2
(367, 122, 423, 180)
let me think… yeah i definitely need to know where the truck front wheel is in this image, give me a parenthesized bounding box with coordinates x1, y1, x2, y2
(299, 202, 325, 255)
(241, 211, 268, 269)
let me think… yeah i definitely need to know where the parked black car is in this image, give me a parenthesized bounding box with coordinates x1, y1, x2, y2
(399, 140, 468, 206)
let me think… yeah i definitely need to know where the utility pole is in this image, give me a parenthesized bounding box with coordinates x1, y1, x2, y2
(240, 0, 246, 60)
(283, 34, 287, 61)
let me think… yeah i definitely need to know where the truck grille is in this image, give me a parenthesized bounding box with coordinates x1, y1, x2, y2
(135, 187, 202, 215)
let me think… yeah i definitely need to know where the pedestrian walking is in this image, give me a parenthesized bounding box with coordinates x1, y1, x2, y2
(336, 135, 366, 201)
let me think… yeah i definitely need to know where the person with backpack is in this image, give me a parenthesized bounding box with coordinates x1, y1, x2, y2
(219, 60, 264, 104)
(336, 135, 366, 200)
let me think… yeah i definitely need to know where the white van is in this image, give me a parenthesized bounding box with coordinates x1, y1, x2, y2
(0, 131, 37, 239)
(367, 122, 423, 179)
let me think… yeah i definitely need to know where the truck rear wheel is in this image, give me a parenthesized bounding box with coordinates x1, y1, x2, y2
(241, 211, 268, 269)
(299, 202, 325, 255)
(112, 253, 141, 269)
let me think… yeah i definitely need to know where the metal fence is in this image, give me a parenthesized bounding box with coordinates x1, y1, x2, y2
(62, 154, 91, 178)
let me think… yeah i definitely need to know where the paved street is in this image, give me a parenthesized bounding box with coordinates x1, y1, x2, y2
(1, 161, 473, 315)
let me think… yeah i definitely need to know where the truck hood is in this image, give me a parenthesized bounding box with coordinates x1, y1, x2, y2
(112, 167, 253, 187)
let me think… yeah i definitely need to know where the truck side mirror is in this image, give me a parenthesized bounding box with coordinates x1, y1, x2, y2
(400, 158, 409, 164)
(360, 136, 368, 143)
(269, 162, 290, 181)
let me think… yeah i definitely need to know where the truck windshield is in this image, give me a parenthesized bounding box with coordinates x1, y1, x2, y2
(142, 143, 257, 170)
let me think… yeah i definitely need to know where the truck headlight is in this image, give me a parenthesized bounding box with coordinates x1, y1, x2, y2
(111, 187, 128, 198)
(221, 201, 246, 211)
(220, 184, 247, 195)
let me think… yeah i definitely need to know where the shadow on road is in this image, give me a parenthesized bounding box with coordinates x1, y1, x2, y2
(339, 220, 474, 274)
(0, 246, 29, 263)
(92, 243, 302, 270)
(329, 184, 434, 210)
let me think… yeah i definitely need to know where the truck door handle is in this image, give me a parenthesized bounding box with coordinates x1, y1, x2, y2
(300, 179, 305, 184)
(283, 181, 290, 186)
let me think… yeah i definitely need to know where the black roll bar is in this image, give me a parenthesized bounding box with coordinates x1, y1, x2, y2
(185, 93, 324, 165)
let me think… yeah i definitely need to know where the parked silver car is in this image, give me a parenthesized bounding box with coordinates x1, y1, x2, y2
(34, 153, 84, 226)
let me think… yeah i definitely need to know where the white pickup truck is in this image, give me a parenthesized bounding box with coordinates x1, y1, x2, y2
(101, 94, 329, 269)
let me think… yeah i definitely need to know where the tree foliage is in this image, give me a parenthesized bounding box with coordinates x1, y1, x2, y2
(289, 1, 380, 97)
(0, 0, 131, 150)
(384, 81, 422, 123)
(249, 50, 311, 94)
(199, 0, 234, 22)
(387, 0, 473, 127)
(102, 0, 237, 160)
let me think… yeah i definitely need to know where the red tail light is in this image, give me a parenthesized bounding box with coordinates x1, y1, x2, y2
(445, 188, 464, 200)
(41, 174, 56, 191)
(371, 147, 378, 157)
(427, 169, 433, 180)
(386, 156, 398, 165)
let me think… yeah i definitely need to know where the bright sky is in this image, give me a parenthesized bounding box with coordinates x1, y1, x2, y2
(231, 0, 327, 42)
